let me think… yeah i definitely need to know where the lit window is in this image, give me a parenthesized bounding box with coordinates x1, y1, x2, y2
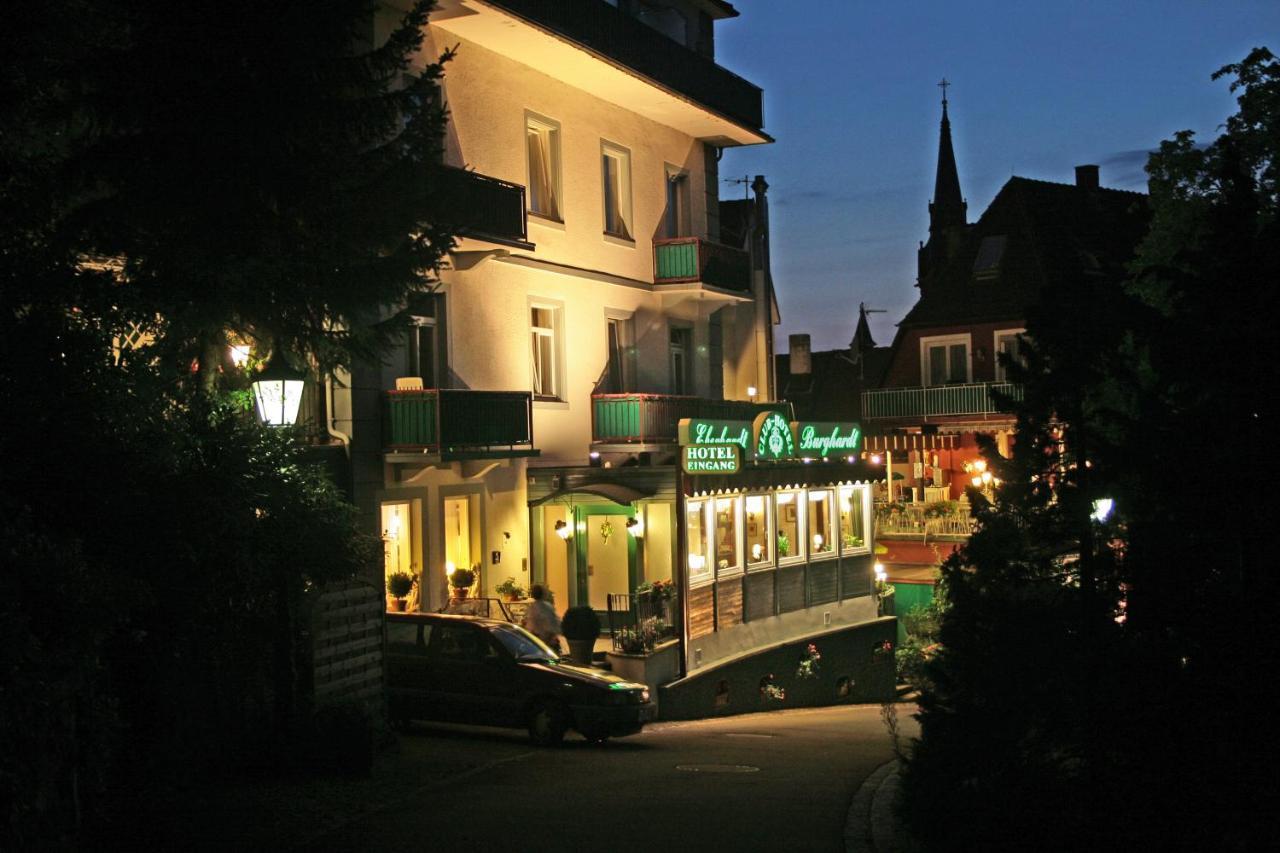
(839, 485, 868, 553)
(715, 497, 740, 573)
(775, 491, 804, 563)
(808, 490, 835, 557)
(601, 141, 633, 240)
(745, 495, 772, 567)
(526, 115, 561, 221)
(686, 500, 710, 581)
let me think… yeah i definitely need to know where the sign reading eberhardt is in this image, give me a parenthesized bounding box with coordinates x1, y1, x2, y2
(753, 411, 796, 461)
(682, 443, 741, 474)
(677, 418, 751, 449)
(795, 422, 862, 457)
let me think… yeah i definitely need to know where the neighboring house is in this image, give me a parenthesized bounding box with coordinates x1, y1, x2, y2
(775, 305, 891, 424)
(322, 0, 891, 708)
(862, 95, 1149, 528)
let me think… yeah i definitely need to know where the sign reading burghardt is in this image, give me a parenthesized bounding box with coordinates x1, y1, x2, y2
(677, 419, 751, 449)
(794, 422, 862, 457)
(682, 443, 741, 474)
(753, 411, 796, 461)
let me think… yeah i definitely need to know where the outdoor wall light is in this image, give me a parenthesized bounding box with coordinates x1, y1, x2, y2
(251, 350, 306, 427)
(874, 562, 887, 582)
(869, 454, 882, 465)
(1091, 498, 1114, 522)
(747, 385, 758, 400)
(554, 519, 571, 540)
(626, 516, 643, 537)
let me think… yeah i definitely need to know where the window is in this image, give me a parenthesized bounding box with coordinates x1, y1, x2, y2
(972, 235, 1007, 279)
(745, 495, 772, 568)
(530, 304, 562, 400)
(526, 115, 561, 221)
(775, 491, 804, 563)
(601, 141, 633, 240)
(443, 495, 479, 587)
(839, 485, 868, 553)
(664, 169, 690, 238)
(603, 315, 634, 393)
(994, 329, 1027, 382)
(381, 502, 413, 580)
(922, 334, 971, 386)
(669, 326, 692, 395)
(406, 294, 444, 388)
(808, 490, 835, 557)
(686, 500, 710, 582)
(714, 497, 740, 574)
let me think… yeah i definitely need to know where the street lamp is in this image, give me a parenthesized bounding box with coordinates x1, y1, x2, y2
(251, 350, 307, 427)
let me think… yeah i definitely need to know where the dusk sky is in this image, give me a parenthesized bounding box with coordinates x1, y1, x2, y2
(716, 0, 1279, 352)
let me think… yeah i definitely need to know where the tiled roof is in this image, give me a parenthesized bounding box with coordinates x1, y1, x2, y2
(901, 177, 1149, 329)
(776, 345, 892, 422)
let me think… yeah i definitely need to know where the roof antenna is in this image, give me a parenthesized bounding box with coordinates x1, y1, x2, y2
(724, 176, 751, 200)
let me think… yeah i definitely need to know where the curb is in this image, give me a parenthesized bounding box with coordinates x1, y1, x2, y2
(845, 759, 897, 853)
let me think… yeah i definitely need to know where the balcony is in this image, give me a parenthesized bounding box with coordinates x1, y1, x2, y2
(385, 389, 539, 460)
(654, 238, 751, 294)
(861, 382, 1023, 422)
(433, 166, 530, 249)
(592, 394, 791, 447)
(432, 1, 768, 145)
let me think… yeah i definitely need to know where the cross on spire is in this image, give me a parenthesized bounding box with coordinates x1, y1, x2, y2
(938, 77, 950, 108)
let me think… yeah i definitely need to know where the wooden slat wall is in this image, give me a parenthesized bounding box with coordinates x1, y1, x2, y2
(778, 565, 806, 614)
(688, 584, 715, 639)
(715, 576, 744, 629)
(808, 561, 838, 605)
(745, 572, 775, 621)
(310, 581, 384, 711)
(841, 559, 871, 600)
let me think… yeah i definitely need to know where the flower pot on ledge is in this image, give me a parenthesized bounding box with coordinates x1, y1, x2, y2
(451, 587, 470, 600)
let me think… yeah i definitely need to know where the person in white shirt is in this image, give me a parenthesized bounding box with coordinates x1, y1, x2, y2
(521, 584, 562, 653)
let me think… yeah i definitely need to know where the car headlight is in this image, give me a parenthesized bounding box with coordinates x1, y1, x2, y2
(638, 688, 650, 704)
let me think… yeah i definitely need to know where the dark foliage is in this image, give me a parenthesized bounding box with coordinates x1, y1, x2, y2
(901, 48, 1279, 852)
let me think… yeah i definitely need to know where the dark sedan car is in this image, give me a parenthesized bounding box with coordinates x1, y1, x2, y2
(385, 613, 655, 745)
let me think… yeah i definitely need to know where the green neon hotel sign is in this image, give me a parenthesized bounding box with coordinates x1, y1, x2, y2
(753, 411, 796, 461)
(682, 443, 741, 474)
(795, 422, 862, 456)
(677, 419, 751, 449)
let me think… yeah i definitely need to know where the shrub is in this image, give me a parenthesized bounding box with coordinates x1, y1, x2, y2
(448, 566, 475, 588)
(386, 572, 415, 599)
(561, 606, 601, 641)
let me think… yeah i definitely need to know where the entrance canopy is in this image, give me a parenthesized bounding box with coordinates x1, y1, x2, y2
(528, 481, 654, 508)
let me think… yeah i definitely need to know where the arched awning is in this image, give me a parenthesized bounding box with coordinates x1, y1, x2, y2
(528, 481, 654, 507)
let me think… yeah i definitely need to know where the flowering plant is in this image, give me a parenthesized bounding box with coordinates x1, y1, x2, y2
(872, 639, 894, 661)
(635, 579, 673, 602)
(614, 616, 669, 655)
(796, 643, 821, 679)
(759, 674, 785, 701)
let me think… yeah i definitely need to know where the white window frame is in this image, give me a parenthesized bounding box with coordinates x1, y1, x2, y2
(993, 328, 1027, 383)
(685, 499, 713, 587)
(713, 495, 743, 578)
(775, 490, 806, 566)
(604, 309, 635, 394)
(920, 333, 972, 387)
(600, 139, 634, 243)
(664, 164, 691, 239)
(525, 112, 562, 223)
(744, 493, 774, 570)
(529, 299, 564, 401)
(807, 488, 837, 561)
(838, 484, 871, 555)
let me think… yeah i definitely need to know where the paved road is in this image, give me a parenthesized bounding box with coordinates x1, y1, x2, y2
(310, 703, 918, 853)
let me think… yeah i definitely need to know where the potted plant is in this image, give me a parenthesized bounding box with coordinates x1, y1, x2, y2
(386, 571, 416, 611)
(495, 576, 525, 602)
(561, 605, 600, 667)
(449, 565, 476, 600)
(777, 533, 791, 558)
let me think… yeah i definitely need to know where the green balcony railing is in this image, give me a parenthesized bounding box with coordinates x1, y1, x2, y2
(432, 166, 528, 246)
(861, 382, 1023, 420)
(654, 237, 750, 293)
(592, 394, 791, 444)
(386, 389, 535, 456)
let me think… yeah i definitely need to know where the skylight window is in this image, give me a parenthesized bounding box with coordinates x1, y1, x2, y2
(972, 235, 1007, 279)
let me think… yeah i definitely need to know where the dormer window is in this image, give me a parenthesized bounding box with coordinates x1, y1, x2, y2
(972, 235, 1007, 280)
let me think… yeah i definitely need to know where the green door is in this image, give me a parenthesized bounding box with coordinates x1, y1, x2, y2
(573, 504, 637, 627)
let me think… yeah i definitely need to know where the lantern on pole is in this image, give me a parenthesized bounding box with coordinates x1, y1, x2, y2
(251, 350, 306, 427)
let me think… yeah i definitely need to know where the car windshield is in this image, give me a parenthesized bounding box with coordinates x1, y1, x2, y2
(490, 624, 559, 661)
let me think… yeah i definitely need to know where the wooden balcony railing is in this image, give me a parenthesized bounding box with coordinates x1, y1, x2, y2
(592, 394, 791, 444)
(484, 0, 765, 132)
(433, 166, 528, 247)
(385, 389, 535, 457)
(861, 382, 1023, 420)
(654, 237, 751, 293)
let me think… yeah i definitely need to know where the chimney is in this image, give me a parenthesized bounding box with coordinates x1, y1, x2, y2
(1075, 164, 1099, 190)
(789, 334, 811, 375)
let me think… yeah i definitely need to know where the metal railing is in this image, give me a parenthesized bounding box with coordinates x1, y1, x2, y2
(874, 501, 976, 540)
(385, 389, 534, 455)
(434, 166, 528, 245)
(484, 0, 764, 132)
(654, 237, 751, 293)
(861, 382, 1022, 420)
(606, 593, 675, 651)
(591, 394, 792, 444)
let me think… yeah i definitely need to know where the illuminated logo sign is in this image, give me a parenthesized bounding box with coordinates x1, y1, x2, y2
(682, 443, 741, 474)
(678, 419, 751, 449)
(753, 411, 796, 461)
(795, 422, 862, 457)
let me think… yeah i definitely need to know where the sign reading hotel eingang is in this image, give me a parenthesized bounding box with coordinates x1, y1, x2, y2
(676, 415, 862, 470)
(682, 443, 741, 474)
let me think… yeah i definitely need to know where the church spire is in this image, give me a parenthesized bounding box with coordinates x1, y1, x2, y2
(929, 78, 966, 235)
(850, 302, 877, 354)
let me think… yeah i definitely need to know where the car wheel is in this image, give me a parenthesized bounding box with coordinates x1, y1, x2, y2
(527, 700, 569, 747)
